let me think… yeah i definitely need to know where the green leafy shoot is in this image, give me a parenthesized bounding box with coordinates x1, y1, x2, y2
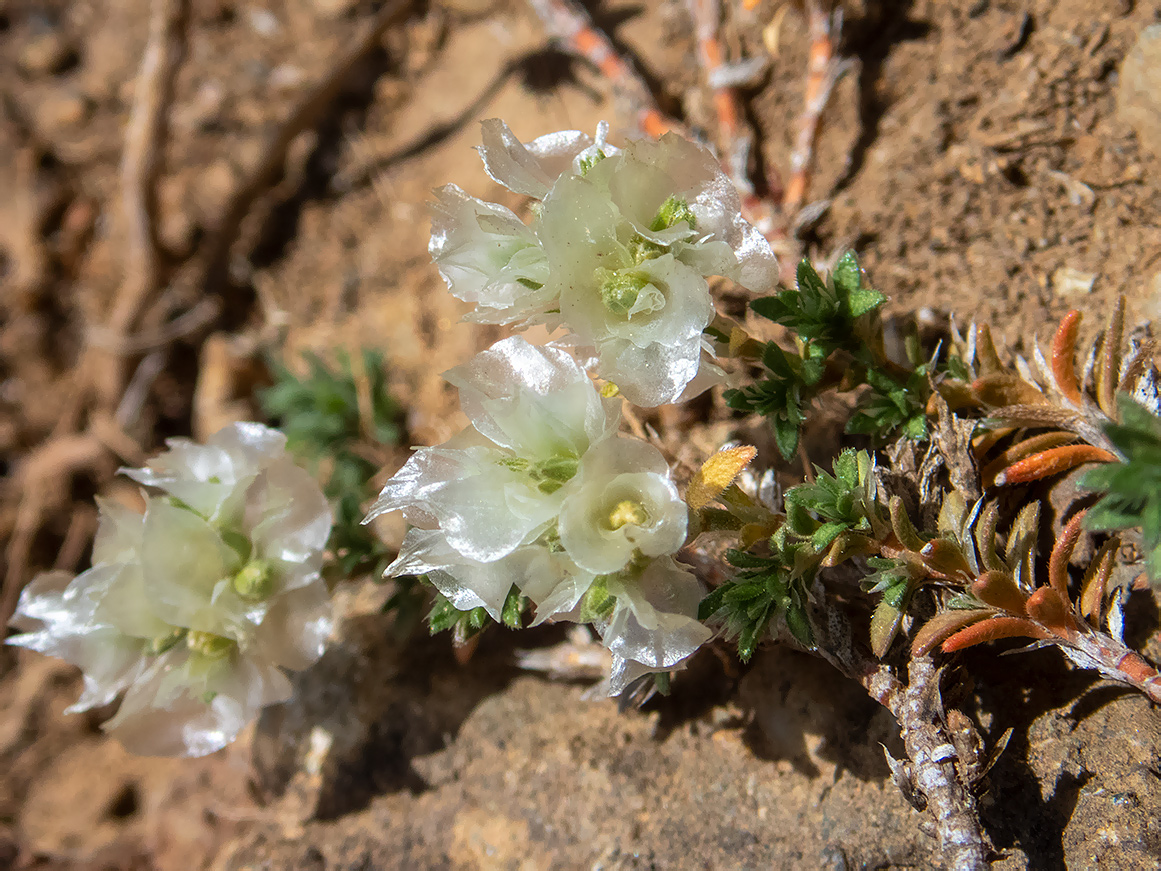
(428, 584, 529, 644)
(1081, 394, 1161, 582)
(723, 341, 809, 459)
(783, 449, 886, 552)
(728, 252, 933, 457)
(259, 348, 402, 575)
(750, 253, 886, 351)
(699, 548, 814, 662)
(846, 364, 930, 442)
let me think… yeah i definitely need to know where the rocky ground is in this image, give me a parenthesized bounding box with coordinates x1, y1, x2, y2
(2, 0, 1161, 868)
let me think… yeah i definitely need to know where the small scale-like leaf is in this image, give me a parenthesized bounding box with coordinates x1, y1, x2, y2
(920, 538, 974, 581)
(1050, 310, 1084, 406)
(773, 412, 801, 461)
(912, 608, 993, 655)
(970, 571, 1027, 616)
(995, 445, 1116, 486)
(941, 616, 1049, 652)
(1079, 538, 1119, 621)
(972, 373, 1048, 408)
(870, 600, 905, 659)
(832, 250, 861, 296)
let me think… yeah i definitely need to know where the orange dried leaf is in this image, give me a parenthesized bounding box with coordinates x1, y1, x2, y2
(995, 445, 1116, 485)
(971, 570, 1028, 617)
(942, 616, 1050, 652)
(1050, 310, 1083, 406)
(1025, 587, 1078, 636)
(979, 431, 1078, 486)
(1048, 511, 1086, 600)
(972, 373, 1049, 408)
(912, 608, 994, 656)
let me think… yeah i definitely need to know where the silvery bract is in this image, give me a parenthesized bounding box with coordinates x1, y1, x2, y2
(430, 119, 778, 406)
(367, 338, 710, 692)
(7, 423, 333, 757)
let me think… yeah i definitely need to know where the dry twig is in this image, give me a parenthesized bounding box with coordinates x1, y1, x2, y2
(814, 606, 992, 871)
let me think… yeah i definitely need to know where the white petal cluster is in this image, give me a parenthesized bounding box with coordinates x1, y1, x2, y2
(367, 337, 710, 693)
(430, 120, 778, 406)
(7, 423, 333, 757)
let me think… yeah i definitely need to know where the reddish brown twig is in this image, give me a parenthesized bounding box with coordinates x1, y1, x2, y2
(526, 0, 676, 138)
(781, 0, 843, 218)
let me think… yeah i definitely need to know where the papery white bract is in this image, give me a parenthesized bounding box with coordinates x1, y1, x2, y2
(6, 422, 334, 757)
(368, 338, 712, 692)
(430, 119, 778, 407)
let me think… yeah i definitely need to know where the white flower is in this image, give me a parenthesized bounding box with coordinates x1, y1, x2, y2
(366, 336, 620, 616)
(7, 422, 333, 757)
(432, 119, 778, 406)
(429, 184, 552, 325)
(537, 131, 776, 405)
(368, 341, 711, 691)
(557, 437, 688, 575)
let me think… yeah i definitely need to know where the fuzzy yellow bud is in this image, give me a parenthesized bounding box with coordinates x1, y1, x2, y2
(686, 445, 758, 512)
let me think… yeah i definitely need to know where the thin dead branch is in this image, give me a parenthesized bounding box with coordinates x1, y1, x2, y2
(813, 605, 992, 871)
(93, 0, 189, 407)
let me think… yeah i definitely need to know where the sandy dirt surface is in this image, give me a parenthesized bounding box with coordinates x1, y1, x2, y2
(2, 0, 1161, 868)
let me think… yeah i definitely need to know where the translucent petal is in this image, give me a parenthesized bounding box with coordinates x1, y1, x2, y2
(602, 558, 711, 669)
(91, 498, 145, 565)
(429, 184, 553, 323)
(444, 336, 619, 459)
(244, 458, 333, 570)
(103, 648, 292, 757)
(252, 576, 332, 671)
(368, 441, 559, 563)
(527, 127, 596, 181)
(140, 499, 240, 632)
(9, 571, 150, 711)
(477, 119, 559, 199)
(387, 528, 559, 620)
(558, 439, 687, 574)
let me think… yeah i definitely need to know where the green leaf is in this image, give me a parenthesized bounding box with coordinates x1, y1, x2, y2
(832, 251, 861, 297)
(773, 412, 800, 461)
(1081, 394, 1161, 583)
(846, 287, 887, 319)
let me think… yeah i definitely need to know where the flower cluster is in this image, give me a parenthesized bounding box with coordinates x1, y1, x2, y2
(431, 120, 778, 406)
(367, 337, 711, 693)
(7, 423, 333, 757)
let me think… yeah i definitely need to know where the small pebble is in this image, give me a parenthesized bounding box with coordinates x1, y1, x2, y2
(35, 91, 90, 132)
(269, 64, 305, 91)
(247, 8, 280, 36)
(19, 30, 77, 76)
(1117, 25, 1161, 158)
(312, 0, 360, 19)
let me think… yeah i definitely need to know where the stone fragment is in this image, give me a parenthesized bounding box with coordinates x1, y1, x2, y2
(1118, 25, 1161, 158)
(19, 30, 77, 76)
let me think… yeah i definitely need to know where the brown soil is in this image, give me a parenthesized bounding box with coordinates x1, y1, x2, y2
(2, 0, 1160, 869)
